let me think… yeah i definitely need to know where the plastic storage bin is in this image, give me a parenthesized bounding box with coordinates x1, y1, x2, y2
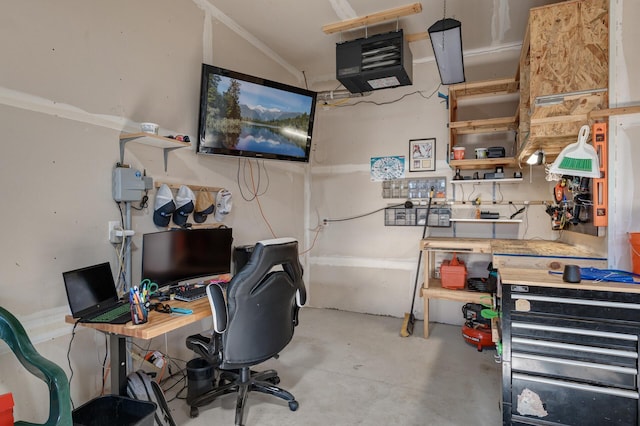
(440, 254, 467, 289)
(0, 393, 13, 426)
(72, 395, 156, 426)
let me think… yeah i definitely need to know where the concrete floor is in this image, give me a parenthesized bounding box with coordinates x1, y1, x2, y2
(166, 307, 502, 426)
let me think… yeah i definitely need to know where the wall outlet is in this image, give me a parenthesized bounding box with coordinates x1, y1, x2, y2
(108, 220, 122, 244)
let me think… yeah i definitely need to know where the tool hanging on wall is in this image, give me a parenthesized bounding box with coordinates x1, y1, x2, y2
(549, 125, 601, 178)
(400, 186, 435, 337)
(592, 122, 608, 226)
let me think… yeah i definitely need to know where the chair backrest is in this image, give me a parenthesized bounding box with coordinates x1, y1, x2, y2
(222, 238, 305, 368)
(0, 306, 72, 426)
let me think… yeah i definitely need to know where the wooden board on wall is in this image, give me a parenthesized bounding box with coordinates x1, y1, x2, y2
(529, 0, 609, 98)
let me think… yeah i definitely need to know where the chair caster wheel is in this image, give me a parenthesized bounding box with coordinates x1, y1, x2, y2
(190, 406, 199, 418)
(288, 400, 299, 411)
(266, 376, 280, 385)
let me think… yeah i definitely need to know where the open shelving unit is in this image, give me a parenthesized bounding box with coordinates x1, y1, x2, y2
(119, 132, 190, 172)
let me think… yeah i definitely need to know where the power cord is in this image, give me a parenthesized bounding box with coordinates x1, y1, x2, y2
(323, 201, 413, 224)
(66, 320, 81, 409)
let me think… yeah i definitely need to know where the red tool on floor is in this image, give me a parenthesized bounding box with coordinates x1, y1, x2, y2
(461, 303, 495, 351)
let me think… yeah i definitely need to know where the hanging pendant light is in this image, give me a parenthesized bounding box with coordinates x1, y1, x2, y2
(428, 2, 465, 85)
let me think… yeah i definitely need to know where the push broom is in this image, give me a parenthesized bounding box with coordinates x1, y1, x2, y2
(400, 186, 434, 337)
(548, 124, 601, 178)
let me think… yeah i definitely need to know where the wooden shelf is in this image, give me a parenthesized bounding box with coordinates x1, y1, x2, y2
(119, 132, 190, 171)
(450, 218, 522, 224)
(448, 77, 520, 170)
(449, 157, 518, 170)
(448, 77, 519, 99)
(451, 178, 523, 185)
(422, 279, 490, 304)
(449, 115, 518, 135)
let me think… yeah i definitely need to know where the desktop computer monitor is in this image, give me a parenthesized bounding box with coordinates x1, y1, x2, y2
(141, 228, 233, 288)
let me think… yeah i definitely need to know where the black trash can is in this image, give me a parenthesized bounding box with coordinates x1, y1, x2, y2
(72, 395, 156, 426)
(186, 357, 215, 403)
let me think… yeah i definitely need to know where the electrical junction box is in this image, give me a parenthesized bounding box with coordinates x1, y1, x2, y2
(112, 167, 153, 202)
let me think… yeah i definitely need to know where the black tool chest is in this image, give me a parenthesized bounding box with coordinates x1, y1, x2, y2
(501, 284, 640, 425)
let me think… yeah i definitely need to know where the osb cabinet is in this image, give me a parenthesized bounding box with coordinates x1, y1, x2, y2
(448, 77, 520, 170)
(517, 0, 609, 163)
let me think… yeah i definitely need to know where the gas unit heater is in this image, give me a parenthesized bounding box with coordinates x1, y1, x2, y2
(336, 30, 413, 94)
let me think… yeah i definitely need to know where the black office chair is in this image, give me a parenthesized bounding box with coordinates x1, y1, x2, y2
(186, 237, 306, 425)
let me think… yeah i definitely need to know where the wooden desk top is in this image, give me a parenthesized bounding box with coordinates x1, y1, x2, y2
(65, 297, 211, 340)
(421, 237, 606, 260)
(500, 268, 640, 294)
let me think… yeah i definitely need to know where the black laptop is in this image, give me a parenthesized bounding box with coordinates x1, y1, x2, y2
(63, 262, 131, 324)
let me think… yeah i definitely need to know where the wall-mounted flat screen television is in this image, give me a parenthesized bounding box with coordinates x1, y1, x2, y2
(197, 63, 317, 163)
(141, 228, 233, 288)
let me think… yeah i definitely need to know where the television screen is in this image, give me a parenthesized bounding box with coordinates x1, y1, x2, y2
(141, 228, 233, 288)
(197, 64, 317, 162)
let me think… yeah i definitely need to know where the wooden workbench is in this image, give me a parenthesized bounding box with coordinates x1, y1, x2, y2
(420, 238, 607, 338)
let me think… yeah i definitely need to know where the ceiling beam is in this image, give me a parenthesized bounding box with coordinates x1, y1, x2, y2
(322, 2, 422, 34)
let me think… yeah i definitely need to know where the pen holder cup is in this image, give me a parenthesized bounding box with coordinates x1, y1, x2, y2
(130, 302, 148, 325)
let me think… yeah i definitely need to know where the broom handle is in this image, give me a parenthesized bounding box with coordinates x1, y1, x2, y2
(408, 187, 434, 315)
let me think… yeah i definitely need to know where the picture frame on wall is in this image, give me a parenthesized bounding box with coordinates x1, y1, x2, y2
(409, 138, 436, 172)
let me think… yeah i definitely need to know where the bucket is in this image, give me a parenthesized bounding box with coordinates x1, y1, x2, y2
(475, 148, 488, 159)
(452, 147, 466, 160)
(630, 233, 640, 274)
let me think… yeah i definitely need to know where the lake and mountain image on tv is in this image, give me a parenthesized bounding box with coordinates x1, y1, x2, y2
(198, 67, 316, 162)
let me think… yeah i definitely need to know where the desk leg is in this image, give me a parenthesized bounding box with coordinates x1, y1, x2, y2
(423, 296, 430, 338)
(110, 334, 127, 395)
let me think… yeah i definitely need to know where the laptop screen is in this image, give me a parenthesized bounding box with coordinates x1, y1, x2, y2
(63, 262, 118, 318)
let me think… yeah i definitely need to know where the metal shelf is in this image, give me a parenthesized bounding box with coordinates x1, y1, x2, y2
(119, 132, 190, 171)
(451, 177, 523, 185)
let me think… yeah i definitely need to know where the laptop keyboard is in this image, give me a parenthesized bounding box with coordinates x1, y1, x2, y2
(87, 303, 131, 323)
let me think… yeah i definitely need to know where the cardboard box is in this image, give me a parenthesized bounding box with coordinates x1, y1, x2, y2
(440, 254, 467, 289)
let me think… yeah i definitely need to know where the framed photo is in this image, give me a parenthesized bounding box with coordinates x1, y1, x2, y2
(409, 138, 436, 172)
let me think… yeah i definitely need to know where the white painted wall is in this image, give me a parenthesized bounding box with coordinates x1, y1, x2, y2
(308, 59, 556, 325)
(0, 0, 309, 421)
(608, 0, 640, 271)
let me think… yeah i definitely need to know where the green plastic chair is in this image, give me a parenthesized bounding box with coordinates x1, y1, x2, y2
(0, 306, 72, 426)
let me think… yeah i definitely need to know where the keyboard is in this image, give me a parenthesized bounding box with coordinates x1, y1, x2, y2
(174, 286, 207, 302)
(87, 303, 131, 323)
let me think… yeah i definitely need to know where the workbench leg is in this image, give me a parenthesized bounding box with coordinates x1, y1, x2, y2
(423, 296, 430, 338)
(110, 334, 127, 395)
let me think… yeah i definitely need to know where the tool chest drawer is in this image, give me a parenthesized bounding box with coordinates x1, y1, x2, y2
(502, 284, 640, 426)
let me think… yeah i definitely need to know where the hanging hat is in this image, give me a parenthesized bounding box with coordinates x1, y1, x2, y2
(214, 189, 232, 222)
(153, 184, 176, 227)
(193, 190, 215, 223)
(172, 185, 195, 226)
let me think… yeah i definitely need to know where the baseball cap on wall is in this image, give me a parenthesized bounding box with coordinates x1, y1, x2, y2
(214, 189, 232, 222)
(153, 184, 176, 227)
(173, 185, 195, 226)
(193, 190, 215, 223)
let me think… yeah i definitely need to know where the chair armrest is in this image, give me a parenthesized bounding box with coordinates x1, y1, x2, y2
(206, 283, 227, 333)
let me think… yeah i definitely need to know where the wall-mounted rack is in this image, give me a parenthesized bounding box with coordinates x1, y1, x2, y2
(154, 181, 223, 193)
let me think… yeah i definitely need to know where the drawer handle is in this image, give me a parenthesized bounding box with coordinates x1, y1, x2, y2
(512, 322, 639, 341)
(513, 353, 638, 375)
(512, 294, 640, 310)
(513, 373, 639, 399)
(512, 337, 638, 359)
